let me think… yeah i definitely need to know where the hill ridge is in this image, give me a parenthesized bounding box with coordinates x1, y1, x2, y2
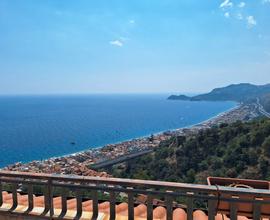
(168, 83, 270, 103)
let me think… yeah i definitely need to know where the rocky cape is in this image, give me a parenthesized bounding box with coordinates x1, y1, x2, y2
(168, 83, 270, 103)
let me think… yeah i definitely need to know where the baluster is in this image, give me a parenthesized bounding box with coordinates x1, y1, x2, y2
(92, 189, 99, 220)
(127, 188, 134, 220)
(186, 192, 194, 220)
(165, 191, 173, 220)
(229, 196, 238, 220)
(11, 183, 18, 211)
(75, 189, 83, 219)
(26, 184, 34, 213)
(208, 194, 216, 220)
(253, 198, 262, 220)
(42, 179, 53, 217)
(43, 183, 50, 215)
(0, 181, 3, 207)
(147, 194, 153, 220)
(59, 188, 68, 218)
(109, 190, 116, 220)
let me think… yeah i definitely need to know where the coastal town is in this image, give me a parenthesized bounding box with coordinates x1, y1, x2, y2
(3, 102, 262, 176)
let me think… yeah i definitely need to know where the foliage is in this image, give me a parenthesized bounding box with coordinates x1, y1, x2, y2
(112, 118, 270, 184)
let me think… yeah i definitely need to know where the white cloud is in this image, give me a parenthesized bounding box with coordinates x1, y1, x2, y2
(220, 0, 233, 8)
(129, 20, 135, 24)
(262, 0, 270, 4)
(224, 12, 230, 18)
(238, 2, 246, 8)
(246, 16, 257, 28)
(236, 13, 243, 20)
(110, 40, 123, 47)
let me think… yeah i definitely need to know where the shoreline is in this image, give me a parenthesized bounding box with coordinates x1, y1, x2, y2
(6, 102, 239, 163)
(3, 102, 261, 176)
(63, 102, 240, 157)
(183, 102, 241, 129)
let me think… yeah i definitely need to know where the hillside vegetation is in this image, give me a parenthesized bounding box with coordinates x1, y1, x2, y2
(112, 118, 270, 184)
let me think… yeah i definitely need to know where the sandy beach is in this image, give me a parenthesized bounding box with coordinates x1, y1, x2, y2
(3, 102, 261, 176)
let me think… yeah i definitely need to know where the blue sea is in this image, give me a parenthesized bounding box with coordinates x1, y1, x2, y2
(0, 95, 236, 168)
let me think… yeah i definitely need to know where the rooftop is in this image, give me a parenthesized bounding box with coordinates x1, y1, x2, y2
(0, 171, 270, 220)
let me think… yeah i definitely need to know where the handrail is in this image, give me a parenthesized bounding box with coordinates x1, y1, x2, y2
(1, 171, 270, 220)
(1, 170, 270, 197)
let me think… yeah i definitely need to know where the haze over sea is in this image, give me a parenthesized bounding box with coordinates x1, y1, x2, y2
(0, 95, 236, 168)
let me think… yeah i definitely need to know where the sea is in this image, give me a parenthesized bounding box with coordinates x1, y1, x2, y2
(0, 94, 236, 168)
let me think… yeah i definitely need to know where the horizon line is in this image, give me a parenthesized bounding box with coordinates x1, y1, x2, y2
(0, 92, 202, 96)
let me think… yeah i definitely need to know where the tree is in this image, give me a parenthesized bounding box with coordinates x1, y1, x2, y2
(263, 136, 270, 157)
(186, 169, 196, 183)
(111, 118, 270, 184)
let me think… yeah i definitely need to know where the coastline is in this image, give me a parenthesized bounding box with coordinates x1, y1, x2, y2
(3, 102, 261, 176)
(8, 102, 239, 162)
(184, 102, 241, 129)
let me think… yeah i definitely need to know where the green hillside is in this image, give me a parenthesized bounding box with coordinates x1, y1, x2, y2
(168, 83, 270, 103)
(112, 118, 270, 184)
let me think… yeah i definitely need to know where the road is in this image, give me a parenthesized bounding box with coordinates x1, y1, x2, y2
(256, 98, 270, 118)
(90, 149, 153, 169)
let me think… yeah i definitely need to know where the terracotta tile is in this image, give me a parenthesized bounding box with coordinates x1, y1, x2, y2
(134, 204, 147, 217)
(193, 210, 208, 220)
(2, 192, 13, 200)
(52, 196, 62, 208)
(34, 196, 45, 207)
(153, 206, 166, 220)
(0, 192, 260, 220)
(82, 200, 93, 211)
(117, 204, 129, 216)
(173, 208, 187, 220)
(66, 198, 77, 210)
(116, 202, 129, 214)
(215, 213, 229, 220)
(237, 216, 249, 220)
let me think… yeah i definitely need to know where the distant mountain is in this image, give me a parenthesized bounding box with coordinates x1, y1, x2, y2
(168, 94, 191, 100)
(168, 83, 270, 102)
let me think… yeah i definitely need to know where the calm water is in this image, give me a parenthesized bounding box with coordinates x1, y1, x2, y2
(0, 95, 236, 167)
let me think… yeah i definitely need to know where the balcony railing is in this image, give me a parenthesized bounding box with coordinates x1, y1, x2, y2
(0, 171, 270, 220)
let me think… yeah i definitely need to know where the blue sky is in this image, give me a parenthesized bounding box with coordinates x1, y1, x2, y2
(0, 0, 269, 94)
